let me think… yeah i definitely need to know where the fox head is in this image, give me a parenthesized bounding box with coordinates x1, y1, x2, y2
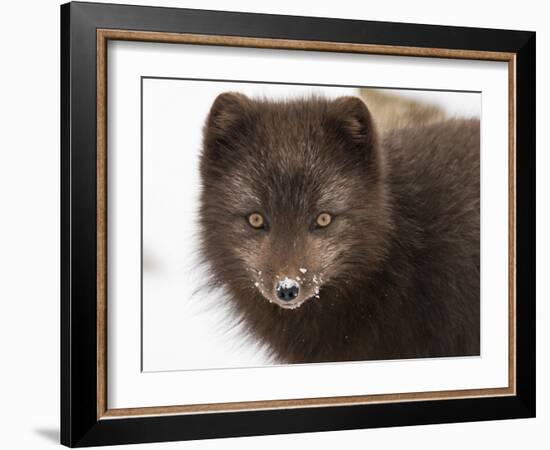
(199, 93, 392, 311)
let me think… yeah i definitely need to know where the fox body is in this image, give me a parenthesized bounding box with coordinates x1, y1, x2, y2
(198, 93, 480, 364)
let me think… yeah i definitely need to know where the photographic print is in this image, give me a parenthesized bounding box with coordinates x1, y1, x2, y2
(142, 80, 481, 371)
(106, 35, 511, 412)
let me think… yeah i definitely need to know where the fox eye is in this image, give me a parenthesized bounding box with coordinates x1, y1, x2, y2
(247, 212, 265, 229)
(315, 212, 332, 228)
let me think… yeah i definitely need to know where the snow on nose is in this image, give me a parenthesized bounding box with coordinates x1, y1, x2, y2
(275, 277, 300, 302)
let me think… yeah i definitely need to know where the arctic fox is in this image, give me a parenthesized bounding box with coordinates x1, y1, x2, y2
(198, 92, 480, 364)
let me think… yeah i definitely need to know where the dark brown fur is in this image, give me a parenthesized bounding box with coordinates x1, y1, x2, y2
(198, 92, 480, 364)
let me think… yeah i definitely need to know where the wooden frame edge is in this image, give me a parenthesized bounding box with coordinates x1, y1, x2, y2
(98, 28, 515, 61)
(508, 55, 517, 395)
(95, 28, 517, 421)
(100, 387, 515, 419)
(97, 29, 108, 419)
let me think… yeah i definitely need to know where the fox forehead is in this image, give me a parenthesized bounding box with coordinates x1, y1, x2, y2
(217, 163, 363, 215)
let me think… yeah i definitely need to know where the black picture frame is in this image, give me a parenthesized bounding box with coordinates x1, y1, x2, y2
(61, 1, 536, 447)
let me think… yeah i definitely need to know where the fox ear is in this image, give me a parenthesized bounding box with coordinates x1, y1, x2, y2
(203, 92, 251, 161)
(206, 92, 250, 136)
(327, 96, 378, 154)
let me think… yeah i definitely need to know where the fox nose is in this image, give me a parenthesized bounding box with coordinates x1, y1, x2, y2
(275, 278, 300, 302)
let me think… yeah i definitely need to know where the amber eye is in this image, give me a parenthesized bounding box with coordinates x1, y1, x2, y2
(247, 213, 265, 229)
(315, 212, 332, 228)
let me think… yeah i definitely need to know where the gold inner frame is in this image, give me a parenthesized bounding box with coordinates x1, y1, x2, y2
(96, 29, 517, 420)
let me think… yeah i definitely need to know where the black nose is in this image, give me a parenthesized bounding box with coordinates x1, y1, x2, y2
(276, 278, 300, 302)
